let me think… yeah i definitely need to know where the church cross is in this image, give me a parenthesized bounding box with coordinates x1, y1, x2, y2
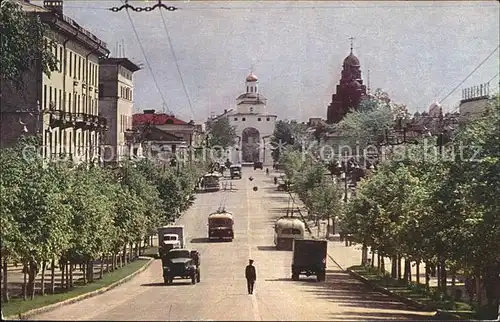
(349, 37, 355, 53)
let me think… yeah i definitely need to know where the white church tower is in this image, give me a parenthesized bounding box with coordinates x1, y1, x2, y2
(222, 72, 277, 165)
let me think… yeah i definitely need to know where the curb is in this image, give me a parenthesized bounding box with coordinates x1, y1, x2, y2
(346, 268, 466, 320)
(346, 267, 430, 311)
(6, 256, 154, 320)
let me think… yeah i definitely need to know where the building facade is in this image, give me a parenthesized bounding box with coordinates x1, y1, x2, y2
(0, 0, 109, 164)
(130, 110, 204, 161)
(212, 73, 277, 165)
(459, 83, 493, 121)
(99, 57, 141, 164)
(326, 47, 367, 124)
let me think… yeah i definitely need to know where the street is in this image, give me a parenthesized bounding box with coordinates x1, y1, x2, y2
(30, 169, 435, 321)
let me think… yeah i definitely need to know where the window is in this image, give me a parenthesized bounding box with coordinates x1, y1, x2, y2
(43, 85, 47, 109)
(59, 89, 62, 110)
(266, 117, 270, 121)
(68, 51, 72, 77)
(282, 228, 302, 235)
(49, 86, 52, 108)
(68, 93, 72, 113)
(242, 117, 246, 121)
(130, 89, 133, 101)
(234, 117, 238, 121)
(166, 119, 174, 125)
(247, 86, 249, 92)
(73, 54, 77, 78)
(249, 107, 254, 113)
(258, 118, 261, 121)
(59, 47, 63, 72)
(78, 57, 81, 80)
(83, 95, 86, 114)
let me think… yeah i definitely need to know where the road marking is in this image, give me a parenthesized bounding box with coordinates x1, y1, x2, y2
(246, 178, 261, 321)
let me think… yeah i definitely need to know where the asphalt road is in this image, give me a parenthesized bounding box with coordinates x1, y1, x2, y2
(31, 169, 434, 321)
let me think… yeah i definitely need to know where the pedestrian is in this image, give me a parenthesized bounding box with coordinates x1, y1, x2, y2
(245, 259, 256, 294)
(266, 168, 269, 176)
(273, 177, 278, 185)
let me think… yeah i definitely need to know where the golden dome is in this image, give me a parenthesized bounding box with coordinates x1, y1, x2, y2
(246, 72, 258, 82)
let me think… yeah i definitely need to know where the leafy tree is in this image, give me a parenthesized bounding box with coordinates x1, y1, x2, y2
(0, 0, 58, 92)
(337, 89, 410, 148)
(206, 117, 237, 149)
(271, 120, 310, 162)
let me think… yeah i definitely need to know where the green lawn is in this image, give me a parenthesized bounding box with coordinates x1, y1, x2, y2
(141, 246, 159, 258)
(2, 258, 151, 318)
(349, 265, 475, 320)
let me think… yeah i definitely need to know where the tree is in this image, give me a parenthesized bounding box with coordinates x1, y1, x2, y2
(337, 89, 410, 148)
(271, 120, 310, 162)
(0, 0, 58, 92)
(206, 117, 237, 149)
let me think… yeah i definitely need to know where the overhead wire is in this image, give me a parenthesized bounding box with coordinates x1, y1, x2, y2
(121, 0, 173, 141)
(439, 45, 499, 104)
(159, 7, 196, 119)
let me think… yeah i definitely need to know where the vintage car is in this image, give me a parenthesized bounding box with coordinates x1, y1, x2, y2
(229, 164, 242, 179)
(253, 161, 263, 170)
(208, 211, 234, 241)
(162, 249, 200, 285)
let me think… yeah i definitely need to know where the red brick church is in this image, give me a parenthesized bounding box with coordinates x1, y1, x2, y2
(326, 44, 368, 124)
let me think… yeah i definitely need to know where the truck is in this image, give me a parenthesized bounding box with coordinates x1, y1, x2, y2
(162, 248, 201, 285)
(291, 239, 327, 282)
(157, 225, 185, 257)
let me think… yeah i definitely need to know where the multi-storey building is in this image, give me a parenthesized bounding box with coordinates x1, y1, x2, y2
(99, 57, 141, 164)
(0, 0, 109, 164)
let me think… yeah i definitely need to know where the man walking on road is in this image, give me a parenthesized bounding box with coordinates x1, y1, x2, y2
(245, 259, 256, 294)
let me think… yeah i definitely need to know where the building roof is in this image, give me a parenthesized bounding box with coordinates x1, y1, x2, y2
(99, 57, 141, 72)
(142, 127, 184, 141)
(133, 113, 189, 126)
(246, 72, 258, 82)
(343, 52, 360, 67)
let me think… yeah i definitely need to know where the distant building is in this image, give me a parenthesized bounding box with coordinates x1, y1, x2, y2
(99, 57, 141, 164)
(459, 83, 493, 120)
(0, 0, 109, 164)
(210, 73, 277, 165)
(130, 110, 204, 160)
(326, 45, 367, 124)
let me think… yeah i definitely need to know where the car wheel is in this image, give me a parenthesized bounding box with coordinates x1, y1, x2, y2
(292, 273, 299, 281)
(191, 273, 196, 284)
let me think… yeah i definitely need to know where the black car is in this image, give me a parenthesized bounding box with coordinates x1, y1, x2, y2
(254, 161, 263, 170)
(162, 249, 200, 285)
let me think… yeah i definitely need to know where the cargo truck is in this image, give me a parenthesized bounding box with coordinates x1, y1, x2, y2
(291, 239, 327, 282)
(158, 225, 185, 257)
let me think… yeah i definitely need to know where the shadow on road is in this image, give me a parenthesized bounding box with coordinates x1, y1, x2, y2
(190, 238, 210, 243)
(281, 268, 434, 320)
(265, 277, 319, 283)
(141, 281, 193, 287)
(257, 246, 278, 251)
(141, 282, 166, 287)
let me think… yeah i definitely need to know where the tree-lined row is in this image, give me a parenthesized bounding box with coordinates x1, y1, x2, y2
(0, 138, 208, 302)
(341, 98, 500, 310)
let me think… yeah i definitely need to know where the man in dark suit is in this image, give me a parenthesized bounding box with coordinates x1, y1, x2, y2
(245, 259, 256, 294)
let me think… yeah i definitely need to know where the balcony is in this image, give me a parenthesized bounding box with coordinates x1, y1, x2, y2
(49, 110, 76, 129)
(73, 113, 108, 131)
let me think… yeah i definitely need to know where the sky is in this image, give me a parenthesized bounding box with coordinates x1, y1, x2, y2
(35, 1, 499, 123)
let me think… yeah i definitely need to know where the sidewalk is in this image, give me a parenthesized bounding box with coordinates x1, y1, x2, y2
(309, 222, 474, 303)
(4, 246, 142, 298)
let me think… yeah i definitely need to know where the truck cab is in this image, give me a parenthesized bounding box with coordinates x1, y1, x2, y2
(274, 217, 305, 250)
(291, 239, 327, 282)
(159, 234, 180, 255)
(162, 248, 201, 285)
